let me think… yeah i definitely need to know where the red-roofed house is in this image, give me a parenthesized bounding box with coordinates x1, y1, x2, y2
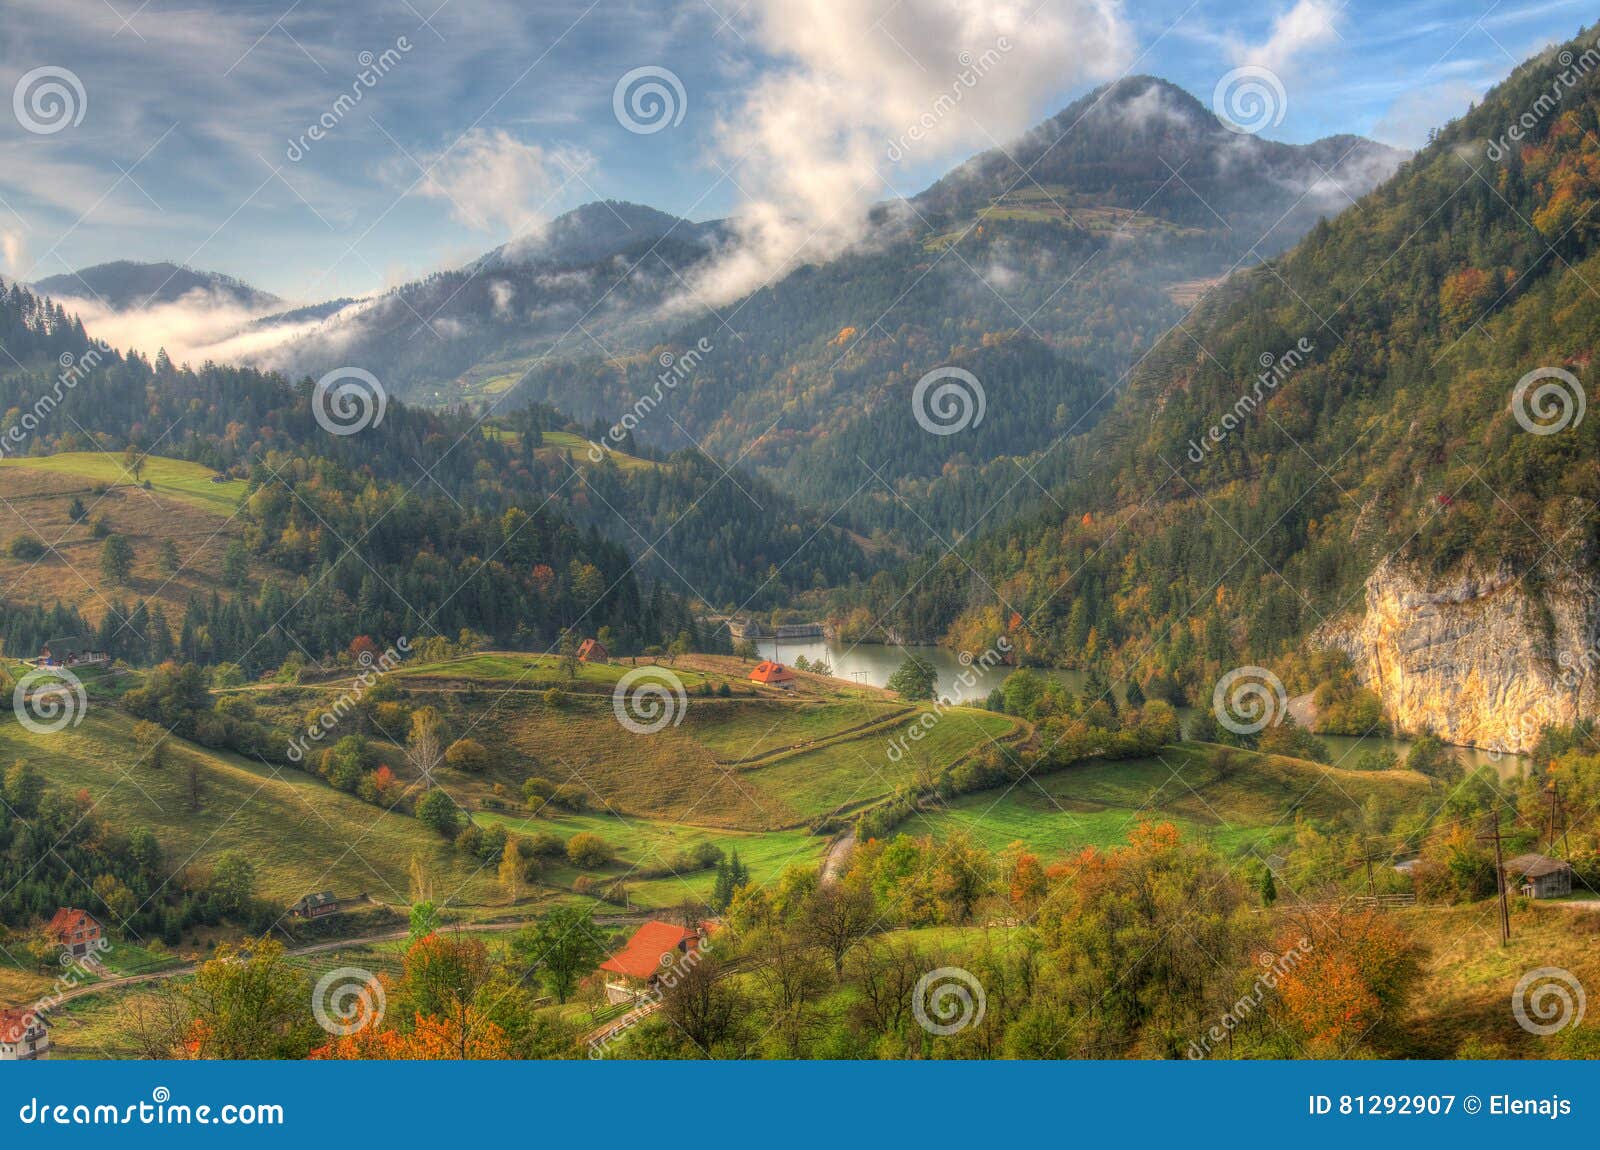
(46, 908, 103, 958)
(748, 660, 796, 689)
(0, 1009, 48, 1060)
(599, 920, 702, 1004)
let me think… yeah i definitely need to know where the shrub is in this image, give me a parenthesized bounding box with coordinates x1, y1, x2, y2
(566, 832, 614, 868)
(415, 789, 462, 837)
(7, 535, 46, 559)
(551, 783, 588, 812)
(444, 737, 489, 772)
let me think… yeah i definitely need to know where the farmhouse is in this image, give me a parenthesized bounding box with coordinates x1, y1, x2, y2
(599, 920, 703, 1004)
(577, 638, 609, 664)
(45, 908, 102, 958)
(0, 1009, 48, 1061)
(288, 891, 366, 919)
(1505, 853, 1573, 899)
(37, 646, 109, 669)
(748, 660, 796, 689)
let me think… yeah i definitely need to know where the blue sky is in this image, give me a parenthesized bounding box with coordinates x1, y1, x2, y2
(1, 0, 1593, 302)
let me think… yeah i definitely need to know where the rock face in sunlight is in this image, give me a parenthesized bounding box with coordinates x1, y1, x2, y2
(1319, 558, 1598, 754)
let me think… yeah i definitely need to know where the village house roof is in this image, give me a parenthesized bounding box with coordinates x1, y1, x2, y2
(0, 1008, 42, 1044)
(599, 921, 700, 980)
(1505, 853, 1571, 878)
(576, 638, 608, 661)
(748, 660, 796, 684)
(46, 908, 98, 939)
(294, 891, 337, 910)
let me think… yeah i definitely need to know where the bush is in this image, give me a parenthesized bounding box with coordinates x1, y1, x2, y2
(523, 777, 556, 810)
(444, 737, 489, 772)
(7, 535, 46, 559)
(415, 789, 462, 837)
(566, 832, 614, 868)
(551, 783, 588, 811)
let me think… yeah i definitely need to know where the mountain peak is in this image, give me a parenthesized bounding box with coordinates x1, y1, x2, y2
(32, 260, 279, 312)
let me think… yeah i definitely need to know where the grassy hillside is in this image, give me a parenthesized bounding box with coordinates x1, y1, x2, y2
(0, 708, 504, 909)
(0, 453, 259, 622)
(0, 452, 248, 512)
(905, 744, 1430, 858)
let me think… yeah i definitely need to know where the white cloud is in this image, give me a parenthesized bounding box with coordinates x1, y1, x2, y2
(1227, 0, 1342, 73)
(414, 128, 594, 240)
(689, 0, 1132, 305)
(0, 231, 26, 275)
(49, 287, 314, 367)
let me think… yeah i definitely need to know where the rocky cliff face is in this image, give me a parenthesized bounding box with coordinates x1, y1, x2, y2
(1315, 559, 1599, 754)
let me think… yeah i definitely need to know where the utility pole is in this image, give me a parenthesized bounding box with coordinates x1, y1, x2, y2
(1478, 810, 1511, 945)
(1547, 780, 1568, 857)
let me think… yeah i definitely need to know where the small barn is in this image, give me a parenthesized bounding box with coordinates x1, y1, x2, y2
(46, 908, 103, 958)
(577, 638, 609, 664)
(0, 1009, 48, 1061)
(748, 660, 796, 689)
(598, 920, 703, 1004)
(1506, 853, 1573, 899)
(289, 891, 341, 919)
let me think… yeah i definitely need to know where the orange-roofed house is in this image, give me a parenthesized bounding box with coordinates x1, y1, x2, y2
(46, 908, 103, 958)
(0, 1008, 48, 1060)
(748, 660, 796, 689)
(576, 638, 609, 664)
(599, 920, 702, 1004)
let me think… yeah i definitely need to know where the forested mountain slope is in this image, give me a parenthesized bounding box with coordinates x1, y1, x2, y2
(869, 29, 1600, 750)
(503, 78, 1403, 545)
(0, 280, 858, 669)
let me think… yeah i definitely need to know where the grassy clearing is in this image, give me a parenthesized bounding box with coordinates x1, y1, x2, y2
(748, 706, 1021, 822)
(0, 454, 257, 620)
(0, 452, 247, 513)
(392, 652, 719, 692)
(904, 744, 1430, 859)
(1398, 900, 1600, 1057)
(0, 709, 507, 911)
(474, 807, 828, 908)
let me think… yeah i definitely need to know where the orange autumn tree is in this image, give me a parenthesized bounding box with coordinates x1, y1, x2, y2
(309, 1009, 511, 1060)
(1272, 908, 1423, 1056)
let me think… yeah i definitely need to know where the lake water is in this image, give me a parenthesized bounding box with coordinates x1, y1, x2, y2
(757, 637, 1524, 779)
